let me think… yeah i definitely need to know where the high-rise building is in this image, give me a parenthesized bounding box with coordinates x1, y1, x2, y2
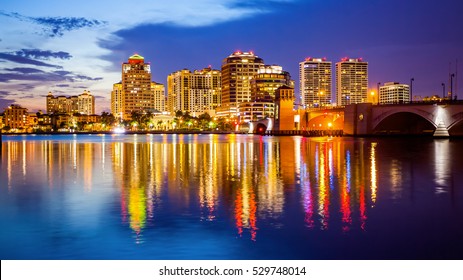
(111, 82, 123, 119)
(77, 90, 95, 115)
(299, 58, 332, 107)
(219, 51, 264, 116)
(151, 82, 166, 113)
(335, 58, 368, 106)
(379, 82, 410, 104)
(167, 69, 189, 115)
(251, 65, 292, 102)
(46, 90, 95, 115)
(167, 67, 221, 117)
(120, 54, 153, 120)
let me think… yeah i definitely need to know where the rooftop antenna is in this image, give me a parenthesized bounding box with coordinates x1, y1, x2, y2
(456, 59, 458, 100)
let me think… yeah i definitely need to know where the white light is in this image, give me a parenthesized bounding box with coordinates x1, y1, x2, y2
(113, 127, 125, 134)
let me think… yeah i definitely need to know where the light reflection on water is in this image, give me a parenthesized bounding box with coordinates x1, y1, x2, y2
(1, 134, 463, 259)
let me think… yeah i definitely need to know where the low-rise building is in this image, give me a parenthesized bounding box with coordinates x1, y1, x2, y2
(3, 104, 28, 131)
(379, 82, 410, 104)
(238, 101, 275, 123)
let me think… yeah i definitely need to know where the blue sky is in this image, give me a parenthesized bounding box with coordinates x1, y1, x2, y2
(1, 0, 462, 113)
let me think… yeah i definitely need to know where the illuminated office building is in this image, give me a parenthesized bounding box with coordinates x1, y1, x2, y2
(167, 67, 221, 117)
(219, 51, 264, 116)
(251, 65, 292, 102)
(379, 82, 410, 104)
(335, 58, 368, 106)
(299, 58, 332, 107)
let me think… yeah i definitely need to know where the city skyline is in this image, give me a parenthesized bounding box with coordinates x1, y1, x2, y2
(1, 0, 462, 113)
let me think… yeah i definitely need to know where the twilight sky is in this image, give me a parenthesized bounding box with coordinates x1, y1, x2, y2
(1, 0, 462, 113)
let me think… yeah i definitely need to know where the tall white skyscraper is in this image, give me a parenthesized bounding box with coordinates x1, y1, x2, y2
(299, 58, 332, 107)
(336, 58, 368, 106)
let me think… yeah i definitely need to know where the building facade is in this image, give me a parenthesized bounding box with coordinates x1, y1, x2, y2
(3, 104, 28, 130)
(336, 58, 368, 106)
(237, 101, 275, 123)
(151, 82, 166, 113)
(219, 51, 264, 116)
(274, 86, 296, 131)
(120, 54, 153, 120)
(111, 82, 123, 120)
(167, 67, 221, 117)
(251, 65, 292, 102)
(46, 90, 95, 115)
(299, 58, 332, 107)
(379, 82, 410, 104)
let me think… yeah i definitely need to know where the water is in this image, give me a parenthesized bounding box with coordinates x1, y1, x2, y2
(1, 134, 462, 260)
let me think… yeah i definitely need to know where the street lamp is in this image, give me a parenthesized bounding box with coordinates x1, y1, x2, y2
(377, 82, 381, 105)
(441, 83, 446, 99)
(450, 73, 455, 101)
(410, 78, 414, 103)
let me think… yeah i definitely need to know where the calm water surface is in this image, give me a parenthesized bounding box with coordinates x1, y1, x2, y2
(1, 134, 462, 259)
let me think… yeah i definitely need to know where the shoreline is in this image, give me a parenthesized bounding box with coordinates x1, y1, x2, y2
(1, 131, 462, 138)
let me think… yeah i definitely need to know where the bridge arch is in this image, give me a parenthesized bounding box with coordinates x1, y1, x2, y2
(373, 111, 436, 135)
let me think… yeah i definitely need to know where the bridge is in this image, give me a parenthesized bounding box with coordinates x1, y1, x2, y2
(248, 102, 463, 137)
(343, 102, 463, 137)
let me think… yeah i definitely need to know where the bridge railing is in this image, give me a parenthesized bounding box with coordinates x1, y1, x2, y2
(264, 130, 344, 137)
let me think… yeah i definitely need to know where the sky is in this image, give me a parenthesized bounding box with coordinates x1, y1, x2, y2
(1, 0, 462, 113)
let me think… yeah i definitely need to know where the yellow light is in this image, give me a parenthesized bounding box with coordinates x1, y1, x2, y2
(328, 122, 332, 127)
(370, 91, 375, 96)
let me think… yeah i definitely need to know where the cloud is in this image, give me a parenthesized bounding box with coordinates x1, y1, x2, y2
(0, 68, 103, 83)
(55, 84, 70, 88)
(0, 10, 105, 37)
(0, 52, 62, 68)
(4, 67, 45, 74)
(14, 49, 72, 60)
(32, 17, 106, 37)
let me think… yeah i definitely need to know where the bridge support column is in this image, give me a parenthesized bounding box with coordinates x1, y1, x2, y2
(433, 121, 450, 137)
(344, 103, 373, 136)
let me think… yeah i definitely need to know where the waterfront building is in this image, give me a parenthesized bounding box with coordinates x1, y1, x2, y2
(299, 58, 332, 107)
(274, 86, 297, 131)
(237, 101, 275, 123)
(111, 82, 123, 120)
(251, 65, 292, 102)
(335, 58, 368, 106)
(151, 82, 166, 113)
(219, 51, 264, 116)
(3, 104, 28, 130)
(379, 82, 410, 104)
(167, 67, 221, 117)
(77, 90, 95, 115)
(46, 90, 95, 115)
(119, 54, 161, 120)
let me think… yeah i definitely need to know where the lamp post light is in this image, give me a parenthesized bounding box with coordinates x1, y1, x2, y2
(410, 78, 414, 103)
(377, 82, 381, 105)
(442, 83, 446, 99)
